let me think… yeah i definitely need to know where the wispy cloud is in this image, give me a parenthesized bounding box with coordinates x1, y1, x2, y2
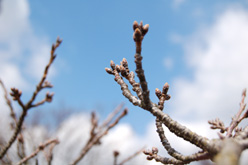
(172, 0, 186, 9)
(0, 0, 54, 90)
(171, 6, 248, 126)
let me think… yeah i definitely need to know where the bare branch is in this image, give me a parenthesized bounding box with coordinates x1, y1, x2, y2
(226, 88, 247, 137)
(144, 147, 210, 165)
(106, 21, 221, 164)
(155, 83, 171, 110)
(16, 139, 59, 165)
(71, 107, 128, 165)
(0, 37, 62, 159)
(208, 118, 226, 133)
(133, 21, 151, 108)
(99, 103, 124, 129)
(119, 146, 146, 165)
(113, 151, 119, 165)
(44, 140, 58, 165)
(0, 79, 17, 124)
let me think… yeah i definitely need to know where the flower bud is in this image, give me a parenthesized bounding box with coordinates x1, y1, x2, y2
(133, 21, 139, 31)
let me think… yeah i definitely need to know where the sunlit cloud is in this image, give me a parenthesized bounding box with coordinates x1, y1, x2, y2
(0, 0, 55, 91)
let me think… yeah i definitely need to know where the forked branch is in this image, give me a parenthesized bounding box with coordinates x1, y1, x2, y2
(71, 105, 128, 165)
(106, 21, 248, 164)
(16, 138, 59, 165)
(0, 37, 62, 159)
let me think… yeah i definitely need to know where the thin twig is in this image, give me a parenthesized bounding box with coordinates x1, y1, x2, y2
(16, 139, 59, 165)
(0, 37, 62, 159)
(133, 21, 151, 108)
(44, 139, 59, 165)
(71, 108, 128, 165)
(226, 89, 247, 137)
(143, 147, 210, 165)
(0, 79, 17, 124)
(99, 103, 124, 129)
(0, 80, 27, 159)
(119, 146, 145, 165)
(113, 151, 119, 165)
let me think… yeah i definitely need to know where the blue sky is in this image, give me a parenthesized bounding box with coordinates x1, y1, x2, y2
(3, 0, 248, 164)
(1, 0, 248, 136)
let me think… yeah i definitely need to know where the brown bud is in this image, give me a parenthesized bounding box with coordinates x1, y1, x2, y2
(105, 68, 113, 74)
(120, 65, 127, 77)
(110, 60, 115, 70)
(133, 21, 139, 31)
(162, 83, 169, 95)
(152, 147, 158, 154)
(165, 94, 171, 100)
(113, 151, 119, 157)
(18, 136, 24, 143)
(123, 108, 128, 115)
(51, 44, 55, 52)
(133, 28, 142, 42)
(155, 88, 162, 99)
(142, 24, 149, 35)
(46, 92, 54, 102)
(44, 81, 53, 88)
(122, 58, 128, 66)
(243, 109, 248, 119)
(115, 65, 120, 72)
(56, 37, 62, 45)
(119, 65, 125, 71)
(143, 149, 151, 155)
(39, 145, 44, 150)
(147, 156, 153, 161)
(10, 88, 22, 100)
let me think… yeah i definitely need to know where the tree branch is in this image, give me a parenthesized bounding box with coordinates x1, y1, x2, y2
(0, 37, 62, 159)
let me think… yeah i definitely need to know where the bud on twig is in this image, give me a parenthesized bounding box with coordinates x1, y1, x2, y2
(10, 88, 22, 101)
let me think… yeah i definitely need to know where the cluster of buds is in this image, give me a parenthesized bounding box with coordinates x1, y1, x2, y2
(208, 118, 226, 133)
(43, 81, 53, 88)
(209, 88, 248, 138)
(10, 88, 22, 101)
(133, 21, 149, 42)
(106, 59, 143, 101)
(155, 83, 171, 110)
(51, 37, 63, 61)
(143, 147, 158, 161)
(45, 92, 54, 103)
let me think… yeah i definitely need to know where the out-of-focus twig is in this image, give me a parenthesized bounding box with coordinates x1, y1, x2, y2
(44, 139, 58, 165)
(113, 151, 119, 165)
(0, 79, 17, 124)
(99, 103, 124, 129)
(118, 146, 146, 165)
(71, 107, 128, 165)
(226, 89, 248, 137)
(0, 79, 27, 160)
(0, 37, 62, 159)
(16, 138, 59, 165)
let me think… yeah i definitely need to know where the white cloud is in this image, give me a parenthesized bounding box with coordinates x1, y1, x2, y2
(0, 0, 55, 91)
(172, 0, 186, 9)
(170, 7, 248, 126)
(52, 114, 152, 165)
(50, 114, 216, 165)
